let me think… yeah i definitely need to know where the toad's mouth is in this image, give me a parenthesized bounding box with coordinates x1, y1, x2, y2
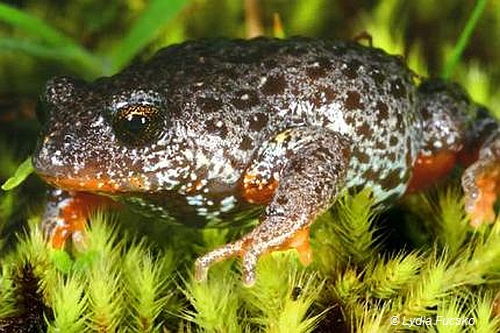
(38, 173, 151, 193)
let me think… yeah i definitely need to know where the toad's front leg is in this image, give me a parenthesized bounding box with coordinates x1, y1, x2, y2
(195, 128, 351, 285)
(41, 189, 118, 249)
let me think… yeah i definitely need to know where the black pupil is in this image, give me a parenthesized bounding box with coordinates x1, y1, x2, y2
(126, 114, 147, 136)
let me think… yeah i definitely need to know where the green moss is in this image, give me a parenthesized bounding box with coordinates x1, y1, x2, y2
(1, 188, 499, 332)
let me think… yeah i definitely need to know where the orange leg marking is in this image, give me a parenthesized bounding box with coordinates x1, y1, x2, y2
(284, 227, 313, 266)
(50, 193, 118, 249)
(241, 173, 279, 204)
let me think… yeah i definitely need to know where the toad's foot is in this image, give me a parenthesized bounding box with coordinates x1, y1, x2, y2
(462, 161, 500, 227)
(194, 226, 312, 286)
(462, 131, 500, 227)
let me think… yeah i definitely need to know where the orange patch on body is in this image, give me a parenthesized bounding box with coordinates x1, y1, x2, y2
(241, 173, 279, 204)
(50, 192, 119, 249)
(406, 150, 457, 193)
(468, 166, 500, 227)
(42, 176, 121, 193)
(41, 175, 148, 193)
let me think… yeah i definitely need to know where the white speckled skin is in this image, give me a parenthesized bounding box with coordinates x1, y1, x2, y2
(33, 37, 499, 284)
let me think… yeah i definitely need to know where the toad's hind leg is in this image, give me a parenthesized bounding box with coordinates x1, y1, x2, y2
(409, 79, 500, 226)
(195, 128, 351, 285)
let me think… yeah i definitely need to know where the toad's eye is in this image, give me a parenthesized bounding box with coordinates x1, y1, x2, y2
(112, 105, 164, 146)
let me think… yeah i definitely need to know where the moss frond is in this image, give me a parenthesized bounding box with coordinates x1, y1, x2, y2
(243, 253, 324, 333)
(449, 215, 500, 286)
(122, 244, 175, 332)
(244, 252, 300, 316)
(270, 274, 325, 333)
(366, 252, 423, 299)
(402, 251, 451, 317)
(472, 292, 500, 333)
(353, 301, 393, 333)
(401, 186, 470, 253)
(313, 189, 378, 273)
(47, 273, 87, 333)
(86, 249, 124, 331)
(180, 267, 242, 333)
(0, 265, 15, 318)
(435, 187, 469, 254)
(331, 267, 365, 311)
(13, 216, 51, 265)
(432, 296, 471, 333)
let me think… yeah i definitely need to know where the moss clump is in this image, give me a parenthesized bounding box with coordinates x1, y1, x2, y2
(0, 187, 499, 332)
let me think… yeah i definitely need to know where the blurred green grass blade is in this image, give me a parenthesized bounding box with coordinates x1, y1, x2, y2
(0, 38, 103, 77)
(442, 0, 488, 79)
(109, 0, 189, 72)
(0, 3, 72, 46)
(0, 37, 67, 58)
(1, 157, 34, 191)
(0, 3, 105, 76)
